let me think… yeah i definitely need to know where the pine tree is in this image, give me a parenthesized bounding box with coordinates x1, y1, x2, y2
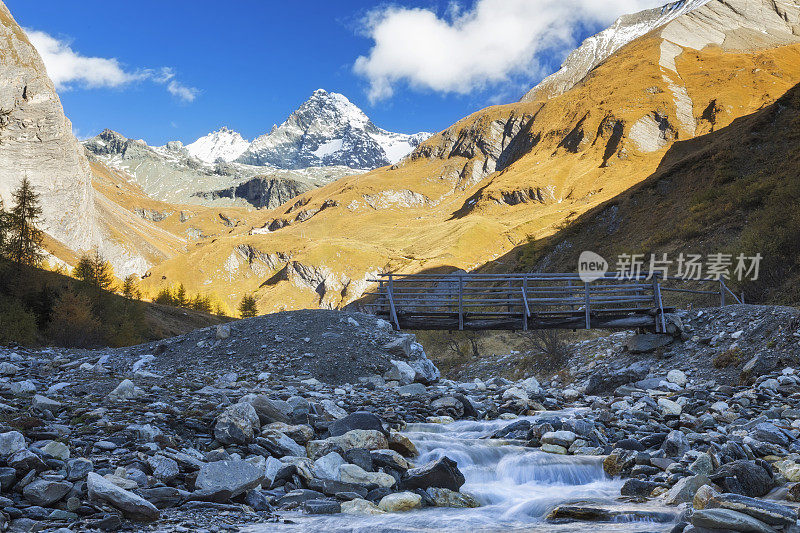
(175, 283, 188, 308)
(8, 177, 44, 267)
(122, 274, 139, 299)
(238, 294, 258, 318)
(73, 250, 115, 292)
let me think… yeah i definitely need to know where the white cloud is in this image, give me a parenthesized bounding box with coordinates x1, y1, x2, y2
(26, 29, 199, 103)
(354, 0, 664, 102)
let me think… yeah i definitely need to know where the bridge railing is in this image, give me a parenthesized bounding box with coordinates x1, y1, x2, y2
(364, 272, 670, 332)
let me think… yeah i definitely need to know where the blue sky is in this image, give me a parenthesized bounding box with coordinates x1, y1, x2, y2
(5, 0, 661, 146)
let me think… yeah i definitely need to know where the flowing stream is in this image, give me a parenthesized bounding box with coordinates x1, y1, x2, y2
(246, 416, 676, 532)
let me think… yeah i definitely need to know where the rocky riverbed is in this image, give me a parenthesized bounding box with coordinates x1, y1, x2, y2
(0, 307, 799, 532)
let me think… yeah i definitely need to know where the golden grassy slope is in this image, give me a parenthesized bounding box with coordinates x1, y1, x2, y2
(138, 37, 800, 312)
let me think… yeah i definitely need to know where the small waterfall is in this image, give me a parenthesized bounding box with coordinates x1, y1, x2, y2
(245, 415, 674, 533)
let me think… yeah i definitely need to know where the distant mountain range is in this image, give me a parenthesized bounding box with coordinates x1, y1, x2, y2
(82, 90, 431, 209)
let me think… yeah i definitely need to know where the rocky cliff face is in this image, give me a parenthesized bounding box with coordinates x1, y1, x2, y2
(237, 89, 430, 170)
(0, 3, 97, 250)
(193, 175, 313, 209)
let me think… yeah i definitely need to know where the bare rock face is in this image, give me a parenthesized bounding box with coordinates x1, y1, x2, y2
(0, 3, 97, 250)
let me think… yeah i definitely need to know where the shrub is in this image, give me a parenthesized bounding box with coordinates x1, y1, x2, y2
(712, 348, 742, 369)
(46, 290, 101, 347)
(0, 300, 37, 345)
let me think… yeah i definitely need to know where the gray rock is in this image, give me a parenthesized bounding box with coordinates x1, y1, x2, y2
(214, 402, 261, 445)
(0, 431, 26, 456)
(626, 334, 672, 353)
(195, 459, 264, 497)
(329, 412, 384, 438)
(662, 430, 689, 458)
(241, 394, 291, 424)
(664, 475, 711, 505)
(67, 458, 93, 481)
(707, 493, 797, 526)
(148, 455, 179, 483)
(87, 472, 160, 521)
(303, 499, 341, 514)
(692, 508, 774, 533)
(400, 456, 465, 492)
(710, 460, 774, 497)
(22, 479, 72, 506)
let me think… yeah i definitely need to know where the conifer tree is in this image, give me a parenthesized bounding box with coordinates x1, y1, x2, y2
(8, 177, 44, 267)
(238, 294, 258, 318)
(74, 250, 115, 292)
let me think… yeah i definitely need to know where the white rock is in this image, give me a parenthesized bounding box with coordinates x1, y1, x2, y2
(666, 370, 687, 387)
(658, 398, 682, 416)
(313, 452, 345, 481)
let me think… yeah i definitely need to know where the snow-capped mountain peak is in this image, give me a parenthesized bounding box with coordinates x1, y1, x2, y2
(186, 127, 250, 163)
(237, 89, 431, 169)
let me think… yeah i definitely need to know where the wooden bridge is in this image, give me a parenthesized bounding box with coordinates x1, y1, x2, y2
(366, 272, 741, 332)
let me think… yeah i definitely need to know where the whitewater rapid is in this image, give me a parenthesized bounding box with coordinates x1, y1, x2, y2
(245, 416, 675, 532)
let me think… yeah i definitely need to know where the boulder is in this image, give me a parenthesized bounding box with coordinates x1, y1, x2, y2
(313, 452, 345, 481)
(427, 487, 480, 508)
(148, 455, 179, 483)
(241, 394, 291, 424)
(691, 508, 774, 533)
(87, 472, 159, 522)
(0, 431, 26, 456)
(23, 479, 72, 506)
(666, 369, 687, 387)
(329, 412, 385, 437)
(42, 441, 70, 460)
(195, 459, 264, 497)
(378, 491, 422, 512)
(108, 379, 144, 401)
(586, 362, 650, 394)
(259, 429, 306, 457)
(341, 498, 385, 515)
(626, 333, 672, 353)
(657, 398, 682, 416)
(710, 460, 774, 497)
(664, 475, 711, 505)
(339, 464, 395, 488)
(620, 479, 659, 497)
(400, 456, 465, 492)
(706, 493, 797, 527)
(384, 360, 416, 385)
(662, 430, 689, 458)
(388, 431, 418, 457)
(214, 402, 260, 445)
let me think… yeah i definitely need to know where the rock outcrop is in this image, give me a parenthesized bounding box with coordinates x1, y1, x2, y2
(0, 3, 97, 250)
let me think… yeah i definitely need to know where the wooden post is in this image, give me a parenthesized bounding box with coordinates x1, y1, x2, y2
(387, 275, 400, 330)
(459, 276, 466, 329)
(655, 276, 666, 333)
(522, 275, 529, 331)
(651, 275, 661, 332)
(584, 282, 591, 329)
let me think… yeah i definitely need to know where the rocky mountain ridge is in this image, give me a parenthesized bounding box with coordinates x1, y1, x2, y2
(83, 129, 357, 210)
(237, 89, 431, 170)
(521, 0, 800, 102)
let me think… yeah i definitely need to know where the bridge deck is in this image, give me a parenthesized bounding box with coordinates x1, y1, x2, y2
(365, 273, 682, 332)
